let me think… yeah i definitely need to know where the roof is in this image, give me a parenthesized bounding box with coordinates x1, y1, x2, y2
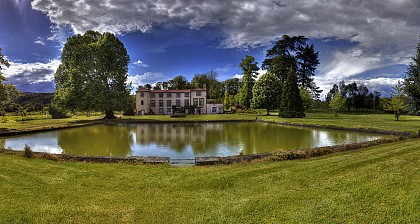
(137, 89, 206, 93)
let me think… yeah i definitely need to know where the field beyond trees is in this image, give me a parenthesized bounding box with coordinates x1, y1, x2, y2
(0, 112, 419, 223)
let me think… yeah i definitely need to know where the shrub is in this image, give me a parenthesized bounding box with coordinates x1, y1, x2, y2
(24, 144, 33, 158)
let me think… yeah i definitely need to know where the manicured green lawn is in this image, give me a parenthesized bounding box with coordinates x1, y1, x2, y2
(0, 111, 419, 223)
(0, 139, 418, 223)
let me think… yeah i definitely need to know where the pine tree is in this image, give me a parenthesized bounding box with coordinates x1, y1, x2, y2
(239, 55, 259, 109)
(404, 36, 420, 113)
(279, 66, 305, 118)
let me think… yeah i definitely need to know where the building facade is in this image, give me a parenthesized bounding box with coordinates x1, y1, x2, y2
(136, 89, 207, 115)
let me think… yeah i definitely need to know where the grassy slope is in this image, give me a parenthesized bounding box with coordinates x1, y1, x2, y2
(0, 111, 419, 223)
(0, 139, 418, 223)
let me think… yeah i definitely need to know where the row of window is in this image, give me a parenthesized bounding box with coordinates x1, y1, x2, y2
(140, 91, 202, 98)
(150, 98, 204, 107)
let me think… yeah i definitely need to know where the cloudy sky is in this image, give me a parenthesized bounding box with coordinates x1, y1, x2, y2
(0, 0, 419, 97)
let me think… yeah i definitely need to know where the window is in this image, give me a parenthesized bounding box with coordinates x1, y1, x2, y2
(184, 99, 189, 107)
(193, 98, 198, 106)
(151, 93, 155, 98)
(176, 100, 181, 107)
(159, 93, 163, 98)
(176, 93, 181, 98)
(199, 98, 204, 106)
(159, 108, 163, 114)
(167, 100, 171, 107)
(185, 93, 189, 97)
(166, 108, 172, 114)
(151, 100, 155, 107)
(212, 107, 217, 113)
(141, 100, 144, 105)
(167, 93, 171, 97)
(140, 92, 144, 97)
(196, 91, 201, 96)
(159, 100, 163, 107)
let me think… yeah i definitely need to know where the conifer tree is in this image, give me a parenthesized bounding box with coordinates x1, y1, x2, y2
(404, 36, 420, 113)
(279, 66, 305, 118)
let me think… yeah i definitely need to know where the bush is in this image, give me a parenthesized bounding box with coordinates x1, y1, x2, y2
(24, 144, 33, 158)
(48, 104, 69, 119)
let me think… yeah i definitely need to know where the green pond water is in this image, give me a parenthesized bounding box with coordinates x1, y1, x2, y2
(0, 122, 383, 159)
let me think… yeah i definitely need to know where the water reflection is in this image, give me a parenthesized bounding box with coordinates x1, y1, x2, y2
(1, 122, 382, 158)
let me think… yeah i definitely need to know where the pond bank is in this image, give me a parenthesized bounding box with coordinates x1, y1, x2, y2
(0, 115, 417, 166)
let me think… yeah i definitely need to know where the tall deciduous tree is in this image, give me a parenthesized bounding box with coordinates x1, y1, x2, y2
(384, 81, 408, 121)
(53, 31, 131, 119)
(404, 36, 420, 114)
(279, 66, 305, 118)
(0, 48, 20, 111)
(251, 72, 281, 115)
(239, 55, 259, 109)
(191, 71, 222, 99)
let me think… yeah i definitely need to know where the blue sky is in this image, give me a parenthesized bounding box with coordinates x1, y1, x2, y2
(1, 0, 419, 97)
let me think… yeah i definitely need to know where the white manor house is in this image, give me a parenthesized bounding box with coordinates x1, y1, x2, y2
(136, 88, 223, 115)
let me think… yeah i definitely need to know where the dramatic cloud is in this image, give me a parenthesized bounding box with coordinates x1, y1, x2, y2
(30, 0, 420, 93)
(133, 59, 149, 67)
(3, 59, 60, 92)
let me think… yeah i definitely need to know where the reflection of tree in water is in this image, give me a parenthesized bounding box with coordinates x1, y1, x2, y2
(58, 124, 134, 156)
(133, 122, 374, 156)
(0, 139, 5, 149)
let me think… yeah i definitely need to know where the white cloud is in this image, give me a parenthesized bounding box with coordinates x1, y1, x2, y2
(127, 72, 169, 88)
(133, 59, 149, 67)
(34, 37, 46, 46)
(3, 60, 61, 83)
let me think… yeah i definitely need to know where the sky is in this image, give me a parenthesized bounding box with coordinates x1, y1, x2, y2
(0, 0, 419, 98)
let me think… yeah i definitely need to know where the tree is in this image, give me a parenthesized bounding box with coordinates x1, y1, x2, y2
(251, 72, 281, 115)
(383, 81, 408, 121)
(296, 44, 320, 90)
(239, 55, 259, 109)
(223, 78, 241, 110)
(329, 91, 347, 117)
(0, 48, 21, 113)
(53, 31, 131, 119)
(404, 36, 420, 114)
(191, 71, 222, 99)
(279, 66, 305, 118)
(168, 75, 189, 90)
(300, 87, 314, 110)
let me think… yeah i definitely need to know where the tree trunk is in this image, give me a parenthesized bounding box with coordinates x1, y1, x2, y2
(104, 110, 116, 119)
(266, 109, 270, 115)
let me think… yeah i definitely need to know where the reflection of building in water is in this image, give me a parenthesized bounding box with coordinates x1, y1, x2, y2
(136, 123, 224, 153)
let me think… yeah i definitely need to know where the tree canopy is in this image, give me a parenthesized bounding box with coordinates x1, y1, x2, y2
(279, 66, 305, 118)
(404, 36, 420, 114)
(239, 55, 259, 109)
(0, 48, 20, 112)
(53, 31, 131, 119)
(251, 72, 281, 115)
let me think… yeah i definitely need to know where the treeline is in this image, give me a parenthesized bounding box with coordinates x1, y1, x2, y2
(325, 81, 381, 112)
(141, 35, 321, 117)
(3, 93, 53, 113)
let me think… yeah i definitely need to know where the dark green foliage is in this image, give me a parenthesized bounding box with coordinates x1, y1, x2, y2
(279, 66, 305, 118)
(123, 95, 136, 116)
(48, 103, 69, 119)
(168, 75, 190, 90)
(191, 71, 222, 100)
(404, 36, 420, 114)
(53, 30, 131, 119)
(23, 144, 32, 158)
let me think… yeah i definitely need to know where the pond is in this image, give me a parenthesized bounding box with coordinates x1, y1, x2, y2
(0, 122, 383, 159)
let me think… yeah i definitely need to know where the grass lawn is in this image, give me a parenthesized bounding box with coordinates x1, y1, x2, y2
(0, 139, 418, 223)
(0, 111, 419, 223)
